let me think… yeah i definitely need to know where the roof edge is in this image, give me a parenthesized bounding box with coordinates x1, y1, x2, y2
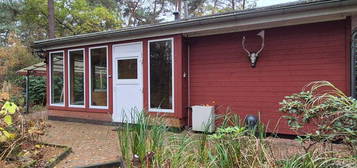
(32, 0, 356, 49)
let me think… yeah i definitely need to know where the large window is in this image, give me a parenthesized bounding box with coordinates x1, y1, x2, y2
(50, 51, 64, 105)
(68, 49, 85, 106)
(149, 39, 174, 112)
(90, 47, 108, 108)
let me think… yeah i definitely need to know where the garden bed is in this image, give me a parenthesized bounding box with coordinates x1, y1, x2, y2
(0, 142, 71, 168)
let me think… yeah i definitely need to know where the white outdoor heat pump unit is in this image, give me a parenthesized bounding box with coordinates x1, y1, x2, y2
(191, 106, 215, 133)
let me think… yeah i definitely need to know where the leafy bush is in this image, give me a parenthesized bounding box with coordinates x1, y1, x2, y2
(0, 101, 48, 160)
(279, 81, 357, 155)
(209, 126, 246, 140)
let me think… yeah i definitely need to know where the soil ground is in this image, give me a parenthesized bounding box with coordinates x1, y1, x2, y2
(0, 137, 67, 168)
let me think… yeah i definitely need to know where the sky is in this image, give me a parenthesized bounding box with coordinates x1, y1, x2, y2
(257, 0, 297, 7)
(164, 0, 299, 21)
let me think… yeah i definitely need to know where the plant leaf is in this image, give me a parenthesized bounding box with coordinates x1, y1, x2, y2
(0, 110, 6, 116)
(0, 135, 7, 142)
(4, 115, 12, 126)
(2, 101, 18, 114)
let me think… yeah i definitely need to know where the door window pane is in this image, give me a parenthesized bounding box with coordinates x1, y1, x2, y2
(50, 52, 64, 105)
(149, 39, 173, 110)
(118, 59, 137, 79)
(69, 50, 84, 106)
(90, 47, 107, 107)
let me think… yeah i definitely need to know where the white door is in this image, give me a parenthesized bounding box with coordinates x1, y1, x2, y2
(112, 42, 143, 123)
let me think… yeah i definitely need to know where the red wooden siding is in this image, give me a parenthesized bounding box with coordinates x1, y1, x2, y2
(188, 20, 349, 134)
(181, 38, 189, 124)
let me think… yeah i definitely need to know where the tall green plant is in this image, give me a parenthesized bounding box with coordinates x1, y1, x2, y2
(117, 121, 131, 167)
(116, 110, 168, 167)
(149, 116, 167, 166)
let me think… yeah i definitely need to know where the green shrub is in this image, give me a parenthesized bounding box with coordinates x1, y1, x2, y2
(279, 81, 357, 155)
(16, 76, 46, 106)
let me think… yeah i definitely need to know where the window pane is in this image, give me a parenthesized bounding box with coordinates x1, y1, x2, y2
(118, 59, 137, 79)
(149, 40, 173, 110)
(50, 52, 64, 105)
(90, 47, 107, 106)
(69, 50, 84, 106)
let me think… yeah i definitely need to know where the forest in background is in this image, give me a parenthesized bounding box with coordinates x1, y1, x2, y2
(0, 0, 256, 108)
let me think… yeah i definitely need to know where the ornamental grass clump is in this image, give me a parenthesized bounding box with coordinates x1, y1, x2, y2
(117, 111, 168, 167)
(117, 112, 277, 168)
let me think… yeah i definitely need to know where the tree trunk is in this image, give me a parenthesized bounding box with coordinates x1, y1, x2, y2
(48, 0, 55, 39)
(232, 0, 235, 10)
(176, 0, 181, 12)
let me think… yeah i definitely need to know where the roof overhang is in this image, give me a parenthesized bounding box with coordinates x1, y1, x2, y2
(33, 0, 357, 51)
(17, 62, 47, 76)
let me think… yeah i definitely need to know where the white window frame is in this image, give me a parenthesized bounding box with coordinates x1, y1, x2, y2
(68, 48, 86, 108)
(49, 50, 65, 106)
(89, 46, 109, 109)
(148, 38, 175, 113)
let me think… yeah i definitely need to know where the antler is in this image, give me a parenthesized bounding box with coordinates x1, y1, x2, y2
(242, 36, 250, 55)
(256, 30, 265, 55)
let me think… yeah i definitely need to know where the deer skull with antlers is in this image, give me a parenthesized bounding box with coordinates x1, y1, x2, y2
(242, 30, 265, 67)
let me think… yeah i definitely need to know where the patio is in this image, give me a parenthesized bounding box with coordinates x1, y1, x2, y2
(27, 111, 120, 167)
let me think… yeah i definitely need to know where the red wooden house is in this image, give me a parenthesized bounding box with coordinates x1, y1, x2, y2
(32, 0, 357, 134)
